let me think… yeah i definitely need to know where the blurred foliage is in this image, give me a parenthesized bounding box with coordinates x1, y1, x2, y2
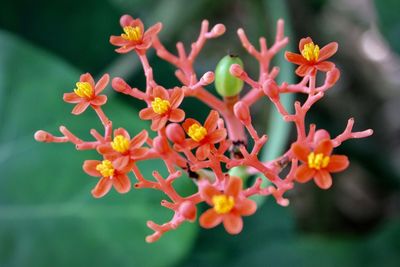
(0, 0, 400, 267)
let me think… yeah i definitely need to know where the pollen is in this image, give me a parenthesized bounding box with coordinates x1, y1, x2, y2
(301, 42, 320, 62)
(212, 194, 235, 214)
(74, 82, 94, 99)
(151, 97, 170, 115)
(188, 124, 207, 142)
(121, 26, 142, 41)
(111, 135, 130, 153)
(96, 160, 115, 177)
(307, 152, 330, 170)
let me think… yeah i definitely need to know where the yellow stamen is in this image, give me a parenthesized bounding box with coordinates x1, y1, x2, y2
(96, 160, 115, 177)
(111, 135, 130, 153)
(212, 194, 235, 214)
(121, 26, 142, 41)
(151, 97, 171, 115)
(188, 124, 207, 142)
(301, 42, 320, 61)
(74, 82, 93, 99)
(307, 152, 330, 170)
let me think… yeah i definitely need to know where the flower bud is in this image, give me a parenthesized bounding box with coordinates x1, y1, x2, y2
(326, 68, 340, 85)
(200, 71, 215, 85)
(214, 55, 244, 97)
(34, 130, 51, 142)
(178, 201, 197, 222)
(210, 24, 226, 37)
(234, 101, 251, 124)
(153, 136, 169, 154)
(313, 129, 331, 144)
(112, 77, 131, 93)
(166, 123, 185, 144)
(262, 79, 279, 100)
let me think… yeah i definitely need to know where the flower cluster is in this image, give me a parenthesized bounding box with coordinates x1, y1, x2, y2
(35, 15, 373, 242)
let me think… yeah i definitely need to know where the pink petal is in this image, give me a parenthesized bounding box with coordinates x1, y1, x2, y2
(95, 74, 110, 94)
(63, 92, 82, 103)
(80, 73, 95, 88)
(169, 87, 184, 108)
(236, 198, 257, 216)
(135, 39, 152, 51)
(152, 86, 168, 99)
(315, 61, 335, 72)
(295, 164, 315, 183)
(196, 144, 210, 160)
(314, 170, 333, 189)
(199, 208, 222, 229)
(110, 35, 128, 46)
(92, 177, 113, 198)
(130, 129, 148, 148)
(327, 155, 349, 173)
(96, 144, 115, 155)
(113, 156, 130, 171)
(144, 22, 162, 38)
(291, 142, 310, 162)
(151, 116, 168, 131)
(207, 129, 227, 144)
(120, 14, 134, 27)
(315, 139, 333, 156)
(201, 184, 220, 205)
(169, 109, 185, 122)
(226, 177, 242, 198)
(90, 95, 107, 106)
(318, 42, 338, 62)
(139, 107, 157, 120)
(223, 213, 243, 235)
(83, 160, 101, 177)
(114, 128, 130, 140)
(295, 64, 312, 77)
(115, 45, 135, 54)
(112, 174, 131, 194)
(130, 148, 148, 159)
(204, 110, 219, 132)
(299, 37, 313, 51)
(71, 101, 90, 115)
(182, 118, 201, 133)
(285, 52, 307, 65)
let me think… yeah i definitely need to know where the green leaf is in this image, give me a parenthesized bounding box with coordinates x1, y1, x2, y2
(0, 31, 197, 267)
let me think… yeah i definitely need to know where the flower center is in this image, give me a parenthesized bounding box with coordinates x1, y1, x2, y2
(74, 82, 94, 99)
(121, 26, 142, 41)
(188, 124, 207, 142)
(307, 152, 330, 170)
(151, 97, 170, 115)
(301, 42, 320, 62)
(111, 135, 130, 153)
(96, 160, 115, 177)
(212, 194, 235, 214)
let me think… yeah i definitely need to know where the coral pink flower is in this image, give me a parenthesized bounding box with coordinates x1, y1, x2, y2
(83, 157, 133, 198)
(139, 86, 185, 131)
(110, 15, 162, 54)
(182, 110, 227, 160)
(199, 177, 257, 234)
(292, 139, 349, 189)
(285, 37, 338, 76)
(97, 128, 148, 161)
(63, 73, 109, 115)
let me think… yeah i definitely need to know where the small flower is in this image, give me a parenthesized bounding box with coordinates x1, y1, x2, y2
(292, 139, 349, 189)
(182, 110, 227, 160)
(199, 177, 257, 234)
(139, 86, 185, 131)
(285, 37, 338, 76)
(97, 128, 148, 161)
(110, 15, 162, 54)
(63, 73, 109, 115)
(83, 157, 133, 198)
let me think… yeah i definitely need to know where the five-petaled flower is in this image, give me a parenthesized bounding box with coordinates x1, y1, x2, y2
(139, 86, 185, 131)
(63, 73, 109, 115)
(285, 37, 338, 76)
(199, 176, 257, 234)
(110, 15, 162, 54)
(97, 128, 149, 162)
(292, 139, 349, 189)
(83, 157, 134, 198)
(182, 110, 227, 160)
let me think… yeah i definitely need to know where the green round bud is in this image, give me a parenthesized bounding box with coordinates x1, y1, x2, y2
(214, 54, 244, 97)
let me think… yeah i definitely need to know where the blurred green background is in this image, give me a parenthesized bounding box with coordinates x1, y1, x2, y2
(1, 0, 399, 266)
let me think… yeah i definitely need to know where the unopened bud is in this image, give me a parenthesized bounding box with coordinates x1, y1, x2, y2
(326, 68, 340, 85)
(210, 24, 226, 37)
(234, 101, 251, 124)
(166, 123, 185, 144)
(34, 130, 51, 142)
(112, 77, 131, 93)
(262, 79, 279, 100)
(178, 201, 197, 222)
(200, 71, 215, 85)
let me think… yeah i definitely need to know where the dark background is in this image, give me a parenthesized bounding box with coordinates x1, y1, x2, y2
(0, 0, 399, 266)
